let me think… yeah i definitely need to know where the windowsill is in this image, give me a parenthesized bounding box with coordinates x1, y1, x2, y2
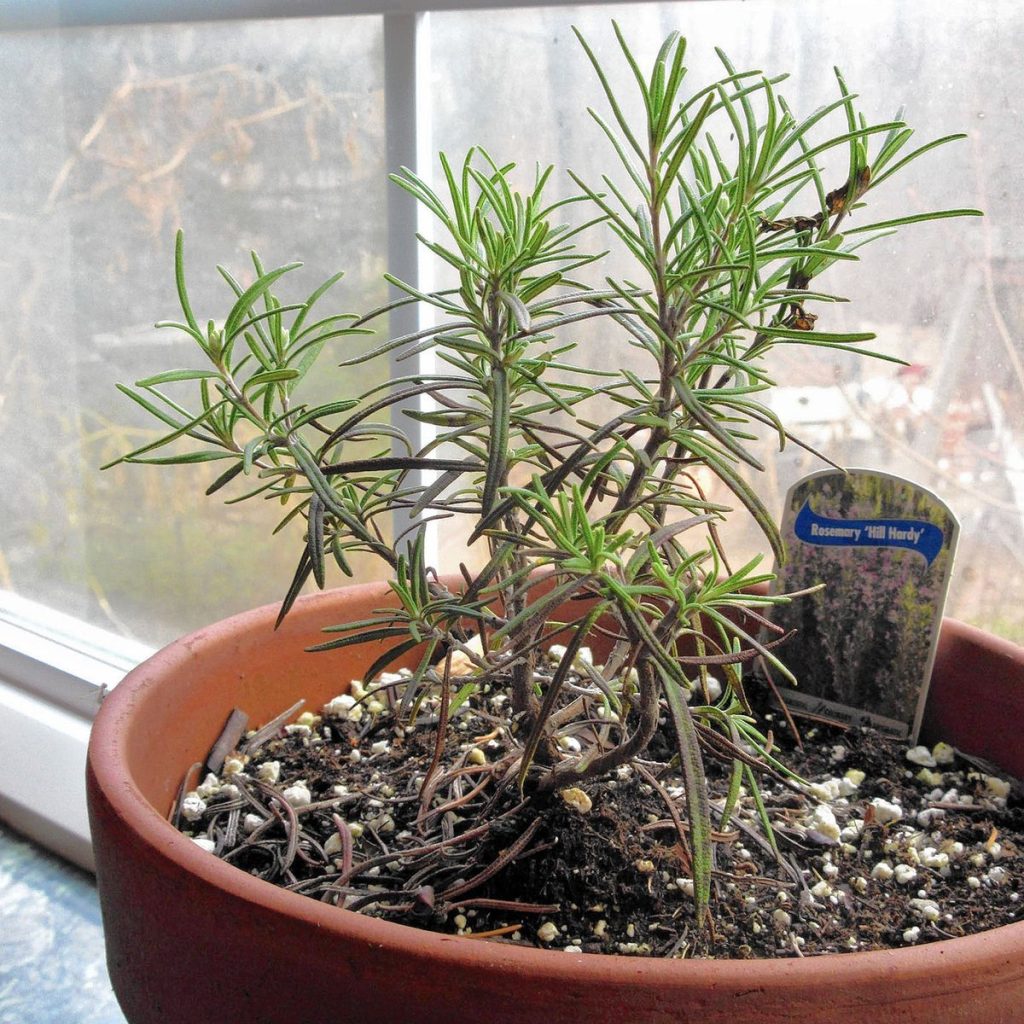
(0, 821, 127, 1022)
(0, 593, 152, 872)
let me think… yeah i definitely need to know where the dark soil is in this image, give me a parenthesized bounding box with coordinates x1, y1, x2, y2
(178, 673, 1022, 959)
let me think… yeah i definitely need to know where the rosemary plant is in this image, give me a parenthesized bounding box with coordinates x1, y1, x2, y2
(107, 26, 978, 926)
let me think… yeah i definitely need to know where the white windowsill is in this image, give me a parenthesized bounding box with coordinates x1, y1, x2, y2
(0, 593, 153, 872)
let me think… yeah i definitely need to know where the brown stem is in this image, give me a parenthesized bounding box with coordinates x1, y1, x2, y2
(419, 770, 494, 829)
(454, 897, 560, 915)
(331, 812, 354, 878)
(635, 762, 693, 874)
(536, 658, 660, 793)
(417, 650, 454, 828)
(440, 817, 543, 902)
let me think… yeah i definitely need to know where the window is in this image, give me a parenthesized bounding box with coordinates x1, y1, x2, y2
(428, 0, 1024, 640)
(1, 0, 1022, 866)
(1, 11, 386, 646)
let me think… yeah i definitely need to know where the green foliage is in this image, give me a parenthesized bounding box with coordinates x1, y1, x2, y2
(106, 24, 979, 927)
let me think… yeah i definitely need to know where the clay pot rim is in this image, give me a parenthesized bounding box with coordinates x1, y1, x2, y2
(88, 582, 1024, 990)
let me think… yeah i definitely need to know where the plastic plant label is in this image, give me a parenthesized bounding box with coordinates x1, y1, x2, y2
(770, 469, 958, 740)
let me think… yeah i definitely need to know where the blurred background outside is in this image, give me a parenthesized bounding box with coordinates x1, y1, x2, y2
(1, 0, 1021, 650)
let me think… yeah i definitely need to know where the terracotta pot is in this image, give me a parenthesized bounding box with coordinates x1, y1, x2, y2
(87, 581, 1024, 1024)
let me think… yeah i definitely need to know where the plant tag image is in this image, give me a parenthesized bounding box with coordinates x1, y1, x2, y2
(770, 469, 959, 740)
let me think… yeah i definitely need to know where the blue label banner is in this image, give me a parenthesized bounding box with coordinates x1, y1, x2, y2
(793, 500, 945, 566)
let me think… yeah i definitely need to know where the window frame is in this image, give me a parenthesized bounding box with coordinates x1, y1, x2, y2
(0, 593, 151, 868)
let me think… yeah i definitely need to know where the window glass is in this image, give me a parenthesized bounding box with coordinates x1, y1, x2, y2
(428, 0, 1024, 640)
(0, 16, 387, 645)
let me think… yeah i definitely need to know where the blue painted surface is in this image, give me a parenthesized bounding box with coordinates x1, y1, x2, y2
(0, 824, 126, 1024)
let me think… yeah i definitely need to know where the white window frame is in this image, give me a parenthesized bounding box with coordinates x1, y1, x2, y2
(1, 0, 661, 870)
(0, 594, 151, 869)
